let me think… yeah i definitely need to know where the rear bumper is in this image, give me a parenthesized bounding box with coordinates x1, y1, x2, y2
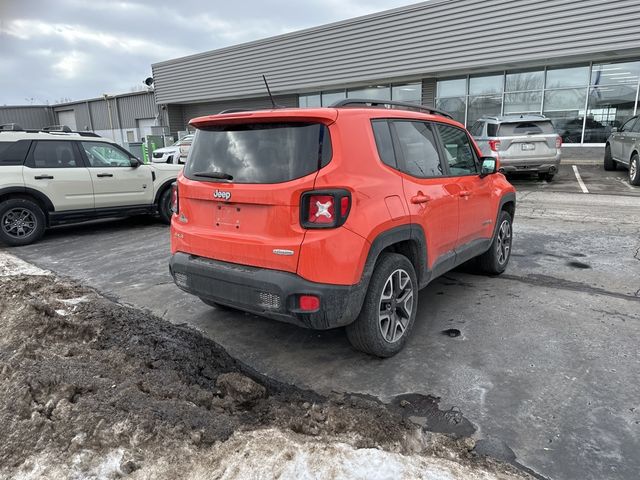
(169, 252, 366, 330)
(498, 155, 561, 174)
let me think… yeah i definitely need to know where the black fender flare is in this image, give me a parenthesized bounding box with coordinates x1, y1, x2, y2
(0, 186, 55, 213)
(360, 224, 428, 289)
(153, 179, 176, 205)
(494, 192, 516, 237)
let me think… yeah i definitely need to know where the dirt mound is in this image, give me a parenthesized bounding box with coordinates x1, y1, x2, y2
(0, 272, 531, 479)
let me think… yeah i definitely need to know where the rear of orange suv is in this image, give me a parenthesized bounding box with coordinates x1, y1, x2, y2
(170, 102, 515, 357)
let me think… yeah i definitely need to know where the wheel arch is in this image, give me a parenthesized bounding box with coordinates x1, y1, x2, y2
(362, 224, 428, 289)
(0, 187, 54, 221)
(153, 179, 176, 205)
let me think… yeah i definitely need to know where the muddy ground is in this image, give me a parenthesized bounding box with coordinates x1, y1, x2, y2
(0, 264, 532, 479)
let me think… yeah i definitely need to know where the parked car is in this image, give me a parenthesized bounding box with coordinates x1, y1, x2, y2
(178, 134, 194, 162)
(169, 100, 516, 357)
(0, 124, 183, 246)
(151, 134, 194, 164)
(470, 115, 562, 181)
(604, 115, 640, 186)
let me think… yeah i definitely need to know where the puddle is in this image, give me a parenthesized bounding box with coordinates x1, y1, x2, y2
(442, 328, 461, 338)
(567, 261, 591, 269)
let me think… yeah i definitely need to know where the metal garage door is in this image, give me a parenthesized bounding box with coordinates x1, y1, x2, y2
(137, 118, 155, 139)
(57, 110, 77, 130)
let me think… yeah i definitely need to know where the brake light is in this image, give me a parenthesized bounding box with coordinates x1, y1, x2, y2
(301, 189, 351, 229)
(556, 136, 562, 149)
(171, 182, 179, 214)
(488, 140, 501, 152)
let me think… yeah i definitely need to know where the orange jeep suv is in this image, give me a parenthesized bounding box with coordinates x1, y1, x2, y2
(169, 100, 515, 357)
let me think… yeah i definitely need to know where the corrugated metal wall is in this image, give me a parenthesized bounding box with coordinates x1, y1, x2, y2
(152, 0, 640, 105)
(53, 92, 158, 131)
(181, 95, 299, 125)
(0, 106, 55, 129)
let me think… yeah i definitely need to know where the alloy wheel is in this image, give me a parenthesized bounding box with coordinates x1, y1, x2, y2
(378, 268, 414, 343)
(496, 219, 512, 265)
(631, 158, 638, 182)
(1, 208, 37, 239)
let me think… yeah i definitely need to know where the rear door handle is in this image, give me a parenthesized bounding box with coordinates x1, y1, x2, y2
(97, 173, 114, 177)
(34, 175, 54, 180)
(459, 191, 471, 198)
(411, 192, 431, 204)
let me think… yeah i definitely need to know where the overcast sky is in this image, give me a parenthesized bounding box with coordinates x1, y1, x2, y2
(0, 0, 419, 106)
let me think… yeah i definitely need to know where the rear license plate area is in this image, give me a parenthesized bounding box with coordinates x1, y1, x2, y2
(521, 143, 535, 151)
(215, 203, 241, 229)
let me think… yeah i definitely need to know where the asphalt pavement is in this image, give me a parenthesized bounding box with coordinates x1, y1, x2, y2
(7, 161, 640, 480)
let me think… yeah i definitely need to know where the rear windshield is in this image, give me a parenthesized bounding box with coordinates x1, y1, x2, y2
(184, 122, 332, 184)
(498, 121, 556, 136)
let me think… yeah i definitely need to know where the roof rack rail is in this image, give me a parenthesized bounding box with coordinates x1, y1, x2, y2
(0, 123, 24, 131)
(76, 131, 101, 137)
(330, 99, 453, 120)
(42, 125, 72, 133)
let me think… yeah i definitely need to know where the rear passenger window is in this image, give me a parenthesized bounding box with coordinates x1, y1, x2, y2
(436, 124, 478, 175)
(392, 121, 443, 178)
(487, 123, 498, 137)
(371, 120, 396, 168)
(30, 141, 80, 168)
(0, 140, 31, 165)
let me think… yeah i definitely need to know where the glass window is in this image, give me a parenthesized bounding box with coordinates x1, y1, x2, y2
(621, 117, 638, 132)
(81, 142, 132, 167)
(321, 90, 346, 107)
(585, 84, 637, 142)
(467, 95, 501, 126)
(437, 78, 466, 97)
(185, 122, 332, 184)
(469, 121, 484, 137)
(299, 93, 321, 108)
(591, 61, 640, 86)
(435, 97, 465, 125)
(469, 74, 503, 95)
(497, 121, 556, 136)
(631, 117, 640, 133)
(436, 124, 478, 175)
(348, 85, 391, 101)
(392, 83, 421, 104)
(392, 121, 443, 178)
(543, 88, 587, 143)
(32, 141, 79, 168)
(506, 70, 544, 91)
(504, 91, 542, 114)
(487, 123, 498, 137)
(0, 140, 31, 166)
(546, 66, 589, 89)
(371, 121, 396, 168)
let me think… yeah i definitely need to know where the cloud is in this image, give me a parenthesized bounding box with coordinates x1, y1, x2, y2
(0, 0, 418, 105)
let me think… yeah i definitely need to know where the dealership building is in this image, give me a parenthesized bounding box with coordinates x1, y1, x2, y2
(152, 0, 640, 146)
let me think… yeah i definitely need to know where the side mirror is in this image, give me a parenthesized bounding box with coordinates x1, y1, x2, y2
(480, 157, 497, 177)
(611, 126, 618, 133)
(130, 158, 141, 168)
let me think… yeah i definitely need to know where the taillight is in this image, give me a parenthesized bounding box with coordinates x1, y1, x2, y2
(556, 136, 562, 149)
(301, 189, 351, 229)
(171, 182, 179, 214)
(299, 295, 320, 311)
(488, 140, 501, 152)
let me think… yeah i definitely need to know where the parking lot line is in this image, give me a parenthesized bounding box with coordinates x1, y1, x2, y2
(572, 165, 589, 193)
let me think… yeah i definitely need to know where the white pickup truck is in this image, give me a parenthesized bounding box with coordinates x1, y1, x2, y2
(0, 127, 182, 246)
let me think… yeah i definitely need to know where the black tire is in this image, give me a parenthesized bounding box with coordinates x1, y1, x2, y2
(604, 144, 616, 171)
(346, 253, 418, 358)
(0, 198, 46, 247)
(199, 297, 238, 311)
(630, 154, 640, 186)
(477, 210, 513, 275)
(158, 188, 173, 225)
(538, 173, 554, 182)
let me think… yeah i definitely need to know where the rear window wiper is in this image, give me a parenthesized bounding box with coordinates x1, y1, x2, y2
(192, 171, 233, 180)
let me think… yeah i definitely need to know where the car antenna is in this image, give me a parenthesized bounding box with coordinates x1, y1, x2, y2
(262, 75, 280, 109)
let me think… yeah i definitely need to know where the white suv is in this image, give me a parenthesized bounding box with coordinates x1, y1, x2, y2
(0, 127, 183, 246)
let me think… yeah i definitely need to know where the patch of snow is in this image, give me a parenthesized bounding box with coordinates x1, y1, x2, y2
(0, 252, 50, 277)
(58, 296, 89, 305)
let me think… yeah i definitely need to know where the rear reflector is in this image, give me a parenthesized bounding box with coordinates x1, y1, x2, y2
(489, 140, 501, 152)
(299, 295, 320, 311)
(556, 136, 563, 149)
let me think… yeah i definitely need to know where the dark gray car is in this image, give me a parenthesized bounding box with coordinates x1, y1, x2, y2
(604, 115, 640, 186)
(470, 115, 562, 181)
